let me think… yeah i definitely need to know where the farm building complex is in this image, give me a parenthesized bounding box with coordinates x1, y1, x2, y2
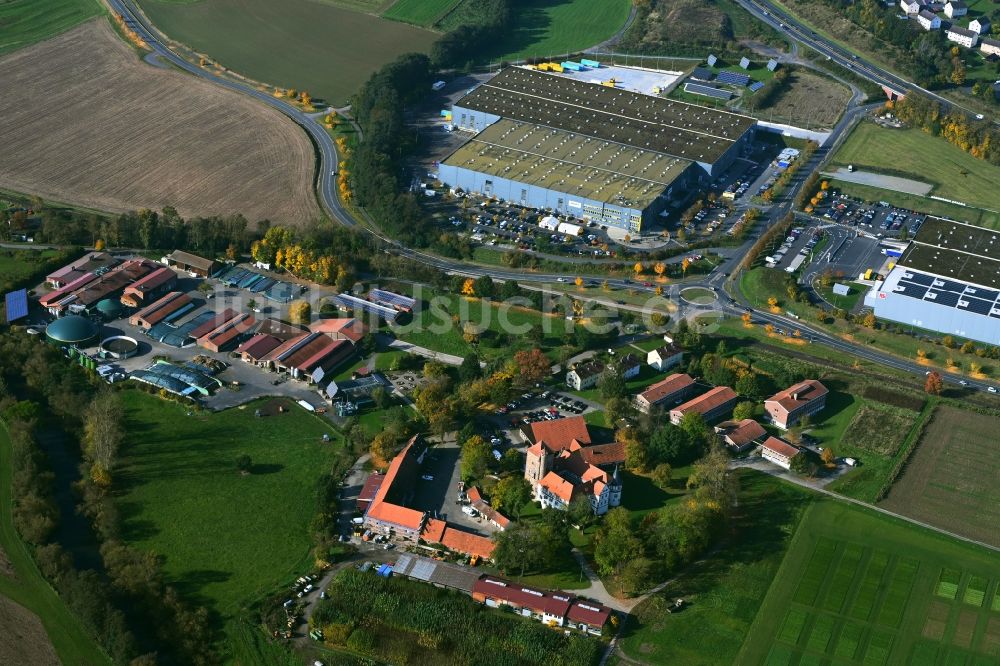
(865, 217, 1000, 345)
(441, 66, 756, 233)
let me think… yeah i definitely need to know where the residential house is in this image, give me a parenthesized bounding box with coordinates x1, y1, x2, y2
(566, 360, 604, 390)
(634, 373, 695, 414)
(669, 386, 738, 425)
(524, 416, 624, 515)
(970, 17, 991, 34)
(715, 418, 767, 453)
(617, 353, 641, 380)
(980, 36, 1000, 55)
(946, 24, 979, 47)
(917, 9, 941, 29)
(466, 486, 511, 530)
(899, 0, 920, 12)
(944, 0, 967, 17)
(760, 436, 801, 470)
(567, 600, 612, 635)
(764, 379, 829, 429)
(646, 343, 684, 371)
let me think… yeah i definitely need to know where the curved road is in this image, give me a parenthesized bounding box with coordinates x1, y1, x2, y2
(110, 0, 999, 394)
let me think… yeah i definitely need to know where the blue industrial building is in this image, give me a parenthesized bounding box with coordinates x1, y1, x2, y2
(441, 67, 756, 232)
(865, 217, 1000, 345)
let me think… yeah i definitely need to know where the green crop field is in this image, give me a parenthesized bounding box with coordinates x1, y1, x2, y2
(0, 424, 109, 665)
(114, 391, 348, 620)
(138, 0, 437, 103)
(738, 499, 1000, 665)
(880, 406, 1000, 548)
(383, 0, 460, 26)
(476, 0, 631, 61)
(0, 0, 102, 56)
(830, 123, 1000, 215)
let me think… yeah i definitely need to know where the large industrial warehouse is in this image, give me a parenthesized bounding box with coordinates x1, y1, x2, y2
(440, 66, 757, 232)
(865, 217, 1000, 345)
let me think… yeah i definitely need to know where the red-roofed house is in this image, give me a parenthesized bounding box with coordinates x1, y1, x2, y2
(760, 436, 801, 469)
(764, 380, 828, 429)
(715, 418, 767, 453)
(437, 526, 495, 560)
(634, 373, 695, 413)
(669, 386, 737, 425)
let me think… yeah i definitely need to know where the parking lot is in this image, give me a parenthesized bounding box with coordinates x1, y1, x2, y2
(813, 192, 926, 238)
(409, 440, 499, 537)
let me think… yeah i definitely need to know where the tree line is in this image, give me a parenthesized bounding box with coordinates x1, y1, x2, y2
(0, 331, 215, 664)
(891, 93, 1000, 165)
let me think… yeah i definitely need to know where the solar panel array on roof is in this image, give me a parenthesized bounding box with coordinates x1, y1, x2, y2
(892, 268, 1000, 319)
(748, 81, 765, 93)
(455, 67, 754, 165)
(5, 289, 28, 323)
(716, 71, 750, 86)
(684, 83, 733, 100)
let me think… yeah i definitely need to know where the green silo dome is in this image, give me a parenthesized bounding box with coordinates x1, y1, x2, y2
(96, 299, 122, 319)
(46, 315, 99, 346)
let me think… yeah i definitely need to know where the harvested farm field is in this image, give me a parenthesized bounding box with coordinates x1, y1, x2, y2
(0, 595, 60, 666)
(880, 406, 1000, 548)
(0, 19, 320, 224)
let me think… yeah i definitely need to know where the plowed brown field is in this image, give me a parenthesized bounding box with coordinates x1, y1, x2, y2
(0, 19, 319, 224)
(0, 595, 59, 666)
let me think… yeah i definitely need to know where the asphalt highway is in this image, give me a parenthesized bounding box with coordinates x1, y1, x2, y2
(108, 0, 998, 391)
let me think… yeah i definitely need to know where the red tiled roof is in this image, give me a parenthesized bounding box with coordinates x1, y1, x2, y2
(189, 309, 238, 339)
(638, 373, 695, 404)
(438, 527, 495, 560)
(529, 416, 592, 450)
(237, 334, 281, 360)
(766, 380, 828, 415)
(357, 473, 385, 508)
(39, 273, 99, 307)
(129, 292, 191, 327)
(365, 436, 426, 531)
(310, 317, 368, 342)
(539, 471, 576, 503)
(124, 266, 176, 295)
(198, 313, 255, 350)
(724, 419, 766, 447)
(578, 441, 625, 467)
(761, 436, 800, 459)
(672, 386, 737, 417)
(567, 600, 611, 628)
(472, 578, 572, 617)
(262, 332, 311, 363)
(467, 487, 483, 503)
(422, 517, 448, 543)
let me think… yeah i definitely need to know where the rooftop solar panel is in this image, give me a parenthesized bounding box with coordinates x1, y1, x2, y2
(959, 297, 993, 315)
(931, 278, 966, 293)
(926, 290, 960, 307)
(4, 289, 28, 323)
(895, 282, 928, 300)
(902, 271, 934, 286)
(964, 286, 998, 301)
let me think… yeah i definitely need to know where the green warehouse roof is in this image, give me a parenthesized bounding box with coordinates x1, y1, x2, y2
(46, 315, 98, 344)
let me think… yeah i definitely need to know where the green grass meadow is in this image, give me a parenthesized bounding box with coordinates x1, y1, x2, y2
(114, 391, 346, 619)
(382, 0, 460, 26)
(480, 0, 632, 60)
(138, 0, 437, 103)
(0, 423, 110, 665)
(830, 123, 1000, 216)
(0, 0, 102, 56)
(738, 499, 1000, 665)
